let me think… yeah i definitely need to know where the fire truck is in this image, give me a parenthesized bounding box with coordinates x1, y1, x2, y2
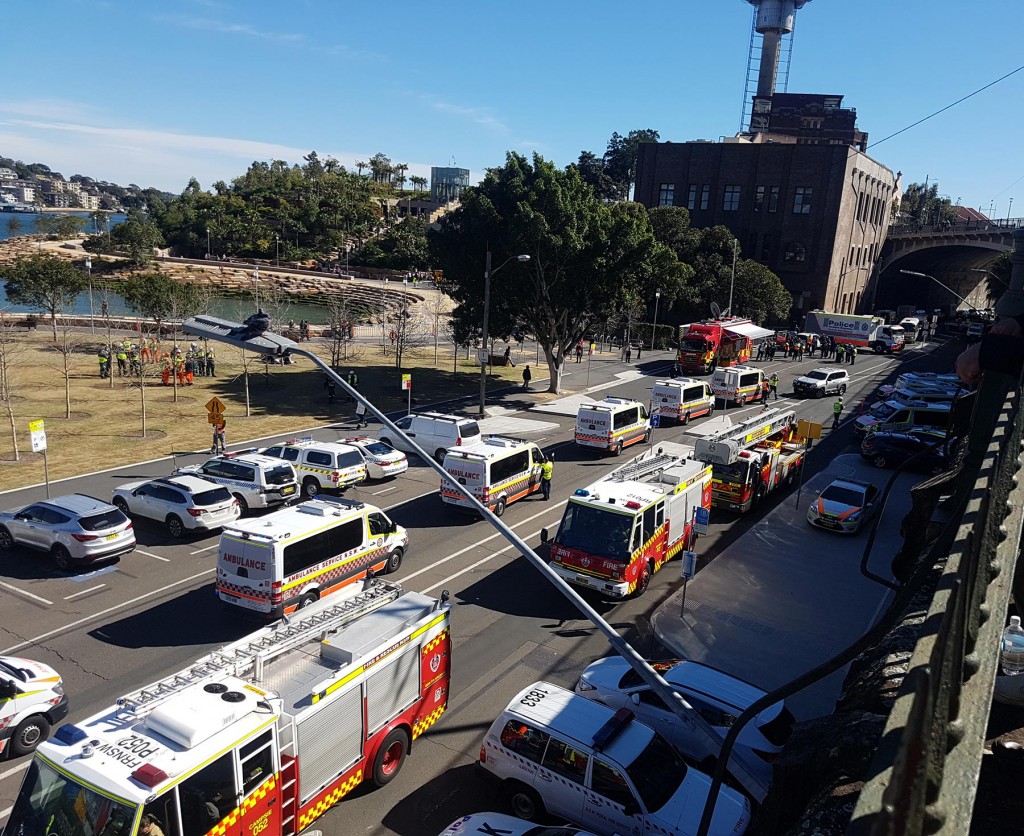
(677, 317, 770, 375)
(542, 442, 712, 599)
(2, 579, 451, 836)
(692, 408, 804, 513)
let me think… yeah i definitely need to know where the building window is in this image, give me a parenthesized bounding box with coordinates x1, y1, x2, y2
(761, 234, 775, 263)
(699, 185, 710, 211)
(793, 187, 813, 214)
(768, 186, 780, 213)
(658, 184, 675, 207)
(722, 185, 741, 212)
(753, 185, 765, 213)
(784, 241, 807, 263)
(686, 185, 698, 210)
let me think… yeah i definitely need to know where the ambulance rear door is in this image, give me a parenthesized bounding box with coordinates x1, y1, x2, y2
(217, 534, 276, 615)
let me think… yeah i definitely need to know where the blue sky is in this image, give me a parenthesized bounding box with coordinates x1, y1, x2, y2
(3, 0, 1020, 217)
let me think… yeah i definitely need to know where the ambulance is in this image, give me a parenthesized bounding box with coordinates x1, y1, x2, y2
(217, 496, 407, 617)
(543, 443, 712, 598)
(0, 655, 68, 758)
(440, 436, 548, 517)
(651, 379, 715, 425)
(3, 579, 451, 836)
(710, 365, 766, 406)
(575, 397, 651, 456)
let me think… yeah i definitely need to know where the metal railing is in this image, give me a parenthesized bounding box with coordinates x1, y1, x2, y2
(887, 217, 1024, 237)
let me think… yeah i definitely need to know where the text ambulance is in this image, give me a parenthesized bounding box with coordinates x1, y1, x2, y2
(575, 397, 651, 456)
(4, 580, 451, 836)
(543, 442, 712, 598)
(692, 408, 804, 512)
(0, 655, 68, 758)
(440, 436, 547, 517)
(217, 496, 407, 617)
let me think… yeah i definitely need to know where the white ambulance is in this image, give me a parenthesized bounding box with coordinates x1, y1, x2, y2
(710, 365, 766, 406)
(217, 496, 408, 617)
(0, 655, 69, 757)
(575, 398, 651, 456)
(441, 436, 548, 517)
(651, 379, 715, 425)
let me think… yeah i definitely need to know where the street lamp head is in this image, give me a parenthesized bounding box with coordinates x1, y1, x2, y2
(516, 254, 530, 262)
(899, 270, 928, 278)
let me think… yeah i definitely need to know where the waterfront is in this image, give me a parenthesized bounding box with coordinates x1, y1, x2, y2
(0, 210, 126, 242)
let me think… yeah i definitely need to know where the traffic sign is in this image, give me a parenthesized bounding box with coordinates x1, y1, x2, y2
(693, 506, 710, 535)
(650, 413, 660, 429)
(681, 550, 698, 580)
(205, 397, 226, 415)
(401, 374, 412, 391)
(29, 419, 46, 453)
(208, 414, 226, 425)
(476, 348, 489, 364)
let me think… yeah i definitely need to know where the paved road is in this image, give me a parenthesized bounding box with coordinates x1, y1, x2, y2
(0, 339, 954, 834)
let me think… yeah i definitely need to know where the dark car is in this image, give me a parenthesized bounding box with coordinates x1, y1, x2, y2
(859, 428, 954, 473)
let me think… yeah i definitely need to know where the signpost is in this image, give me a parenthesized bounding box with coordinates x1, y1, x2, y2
(205, 396, 226, 426)
(401, 374, 412, 415)
(693, 505, 710, 535)
(29, 419, 50, 498)
(680, 549, 698, 615)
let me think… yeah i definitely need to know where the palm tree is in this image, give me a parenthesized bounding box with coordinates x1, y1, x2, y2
(393, 163, 409, 193)
(355, 160, 368, 177)
(410, 175, 428, 195)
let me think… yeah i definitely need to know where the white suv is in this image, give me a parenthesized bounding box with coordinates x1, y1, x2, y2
(175, 453, 299, 513)
(260, 439, 367, 498)
(792, 367, 849, 398)
(112, 475, 240, 538)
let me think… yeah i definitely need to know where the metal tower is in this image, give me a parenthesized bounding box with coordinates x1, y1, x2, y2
(739, 0, 813, 132)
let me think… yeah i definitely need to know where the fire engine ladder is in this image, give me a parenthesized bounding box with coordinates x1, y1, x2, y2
(703, 407, 796, 447)
(117, 579, 404, 713)
(605, 450, 680, 483)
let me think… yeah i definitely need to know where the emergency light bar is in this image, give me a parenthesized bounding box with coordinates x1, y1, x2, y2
(54, 724, 87, 745)
(592, 707, 634, 751)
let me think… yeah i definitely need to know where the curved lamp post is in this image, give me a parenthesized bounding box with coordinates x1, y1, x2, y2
(480, 252, 530, 415)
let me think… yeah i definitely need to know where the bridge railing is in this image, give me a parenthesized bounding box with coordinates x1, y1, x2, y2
(888, 217, 1024, 236)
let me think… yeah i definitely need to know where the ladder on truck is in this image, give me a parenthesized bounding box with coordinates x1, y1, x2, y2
(605, 449, 680, 483)
(703, 407, 796, 447)
(117, 579, 404, 713)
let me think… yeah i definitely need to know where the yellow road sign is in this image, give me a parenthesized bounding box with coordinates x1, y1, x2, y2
(205, 396, 226, 415)
(796, 419, 823, 440)
(28, 419, 45, 433)
(209, 414, 226, 426)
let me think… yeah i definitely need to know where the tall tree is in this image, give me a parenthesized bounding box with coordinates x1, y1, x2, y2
(572, 151, 618, 202)
(899, 182, 956, 226)
(430, 152, 686, 393)
(604, 129, 660, 200)
(1, 254, 89, 340)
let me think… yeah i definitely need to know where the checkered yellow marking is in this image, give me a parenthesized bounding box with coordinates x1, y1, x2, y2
(298, 769, 363, 830)
(422, 628, 448, 655)
(413, 703, 446, 739)
(205, 774, 276, 836)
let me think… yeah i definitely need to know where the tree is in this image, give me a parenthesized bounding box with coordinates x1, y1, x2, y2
(604, 129, 660, 201)
(50, 321, 87, 420)
(1, 254, 89, 340)
(108, 211, 165, 266)
(120, 273, 207, 335)
(572, 151, 618, 203)
(0, 311, 26, 461)
(899, 182, 956, 226)
(35, 214, 88, 239)
(325, 297, 360, 367)
(430, 152, 686, 393)
(6, 217, 21, 236)
(410, 175, 428, 195)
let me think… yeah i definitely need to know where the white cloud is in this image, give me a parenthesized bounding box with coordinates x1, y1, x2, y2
(431, 101, 511, 135)
(155, 15, 305, 45)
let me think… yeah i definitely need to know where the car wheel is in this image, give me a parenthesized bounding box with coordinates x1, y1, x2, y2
(839, 384, 847, 395)
(643, 428, 652, 443)
(874, 344, 884, 354)
(494, 498, 507, 518)
(371, 728, 409, 787)
(816, 389, 823, 399)
(11, 715, 50, 757)
(708, 402, 715, 416)
(298, 592, 318, 609)
(113, 497, 130, 516)
(681, 411, 690, 426)
(872, 455, 889, 468)
(634, 561, 653, 597)
(434, 448, 447, 464)
(506, 781, 545, 822)
(302, 477, 321, 499)
(233, 493, 249, 515)
(384, 548, 403, 574)
(166, 515, 185, 539)
(613, 441, 623, 457)
(0, 526, 13, 551)
(52, 545, 73, 572)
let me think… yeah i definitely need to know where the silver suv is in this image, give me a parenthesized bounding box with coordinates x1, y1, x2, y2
(0, 494, 136, 570)
(793, 367, 849, 398)
(112, 475, 240, 538)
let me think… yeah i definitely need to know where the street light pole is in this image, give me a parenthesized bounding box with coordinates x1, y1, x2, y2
(206, 227, 211, 259)
(85, 257, 94, 333)
(479, 251, 530, 416)
(900, 269, 982, 313)
(650, 290, 661, 350)
(253, 268, 260, 311)
(275, 234, 280, 266)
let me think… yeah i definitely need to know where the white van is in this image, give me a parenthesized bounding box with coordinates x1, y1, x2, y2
(260, 438, 367, 499)
(710, 366, 765, 406)
(651, 379, 715, 425)
(575, 398, 651, 456)
(377, 412, 481, 463)
(441, 436, 547, 516)
(477, 681, 751, 836)
(0, 655, 69, 757)
(216, 496, 408, 617)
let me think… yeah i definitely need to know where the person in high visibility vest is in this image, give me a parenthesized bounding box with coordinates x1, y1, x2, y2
(832, 396, 844, 429)
(97, 348, 109, 378)
(541, 455, 554, 501)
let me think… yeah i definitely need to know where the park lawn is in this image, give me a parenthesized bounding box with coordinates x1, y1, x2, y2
(0, 332, 538, 492)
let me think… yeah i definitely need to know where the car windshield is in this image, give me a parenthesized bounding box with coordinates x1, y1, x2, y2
(6, 756, 137, 836)
(805, 371, 829, 381)
(194, 487, 232, 505)
(362, 441, 396, 456)
(625, 732, 687, 812)
(869, 402, 899, 420)
(712, 460, 750, 483)
(264, 465, 294, 485)
(820, 485, 865, 506)
(556, 503, 633, 561)
(79, 508, 128, 532)
(681, 337, 708, 352)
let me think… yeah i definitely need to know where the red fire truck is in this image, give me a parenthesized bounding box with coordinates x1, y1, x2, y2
(677, 317, 765, 375)
(692, 408, 805, 512)
(3, 579, 451, 836)
(542, 443, 712, 599)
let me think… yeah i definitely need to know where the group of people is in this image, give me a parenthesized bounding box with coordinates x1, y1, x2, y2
(97, 340, 216, 383)
(286, 319, 312, 341)
(161, 344, 216, 386)
(754, 336, 857, 365)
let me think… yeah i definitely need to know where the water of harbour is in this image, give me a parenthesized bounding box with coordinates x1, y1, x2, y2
(0, 211, 127, 242)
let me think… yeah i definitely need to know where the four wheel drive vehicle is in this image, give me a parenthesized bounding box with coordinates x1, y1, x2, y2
(441, 435, 547, 517)
(377, 412, 481, 463)
(859, 428, 955, 473)
(0, 655, 69, 758)
(260, 439, 367, 498)
(111, 475, 240, 538)
(478, 681, 751, 836)
(575, 657, 795, 784)
(574, 397, 651, 456)
(806, 478, 880, 534)
(0, 494, 136, 570)
(217, 496, 408, 617)
(175, 452, 299, 513)
(339, 435, 409, 480)
(792, 368, 849, 398)
(651, 379, 715, 425)
(438, 813, 599, 836)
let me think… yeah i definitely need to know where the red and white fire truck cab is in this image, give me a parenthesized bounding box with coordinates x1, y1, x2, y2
(543, 443, 712, 599)
(4, 579, 451, 836)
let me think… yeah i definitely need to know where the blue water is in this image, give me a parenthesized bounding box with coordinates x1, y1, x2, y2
(0, 211, 126, 241)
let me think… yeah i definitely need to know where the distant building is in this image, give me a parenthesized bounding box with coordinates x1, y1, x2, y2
(44, 192, 74, 208)
(79, 192, 100, 210)
(0, 167, 17, 181)
(749, 93, 868, 150)
(0, 183, 35, 203)
(431, 167, 470, 204)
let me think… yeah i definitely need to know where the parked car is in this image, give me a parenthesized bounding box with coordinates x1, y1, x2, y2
(339, 435, 409, 480)
(792, 368, 849, 398)
(0, 494, 135, 570)
(575, 657, 794, 782)
(806, 478, 880, 534)
(859, 428, 954, 473)
(438, 813, 598, 836)
(112, 475, 240, 538)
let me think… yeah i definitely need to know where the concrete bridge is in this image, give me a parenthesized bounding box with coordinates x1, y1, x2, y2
(873, 218, 1024, 312)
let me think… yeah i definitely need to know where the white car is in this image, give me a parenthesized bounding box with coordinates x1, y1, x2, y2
(806, 478, 880, 534)
(112, 475, 240, 538)
(438, 813, 598, 836)
(341, 435, 409, 479)
(792, 368, 849, 398)
(576, 657, 795, 782)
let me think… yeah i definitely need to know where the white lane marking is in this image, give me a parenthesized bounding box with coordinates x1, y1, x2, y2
(136, 549, 170, 562)
(372, 487, 397, 496)
(64, 585, 106, 601)
(421, 524, 550, 594)
(0, 581, 53, 606)
(0, 761, 30, 783)
(401, 501, 568, 583)
(1, 569, 216, 656)
(190, 544, 220, 554)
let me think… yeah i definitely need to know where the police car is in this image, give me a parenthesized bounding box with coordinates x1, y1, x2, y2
(341, 436, 409, 480)
(174, 452, 299, 514)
